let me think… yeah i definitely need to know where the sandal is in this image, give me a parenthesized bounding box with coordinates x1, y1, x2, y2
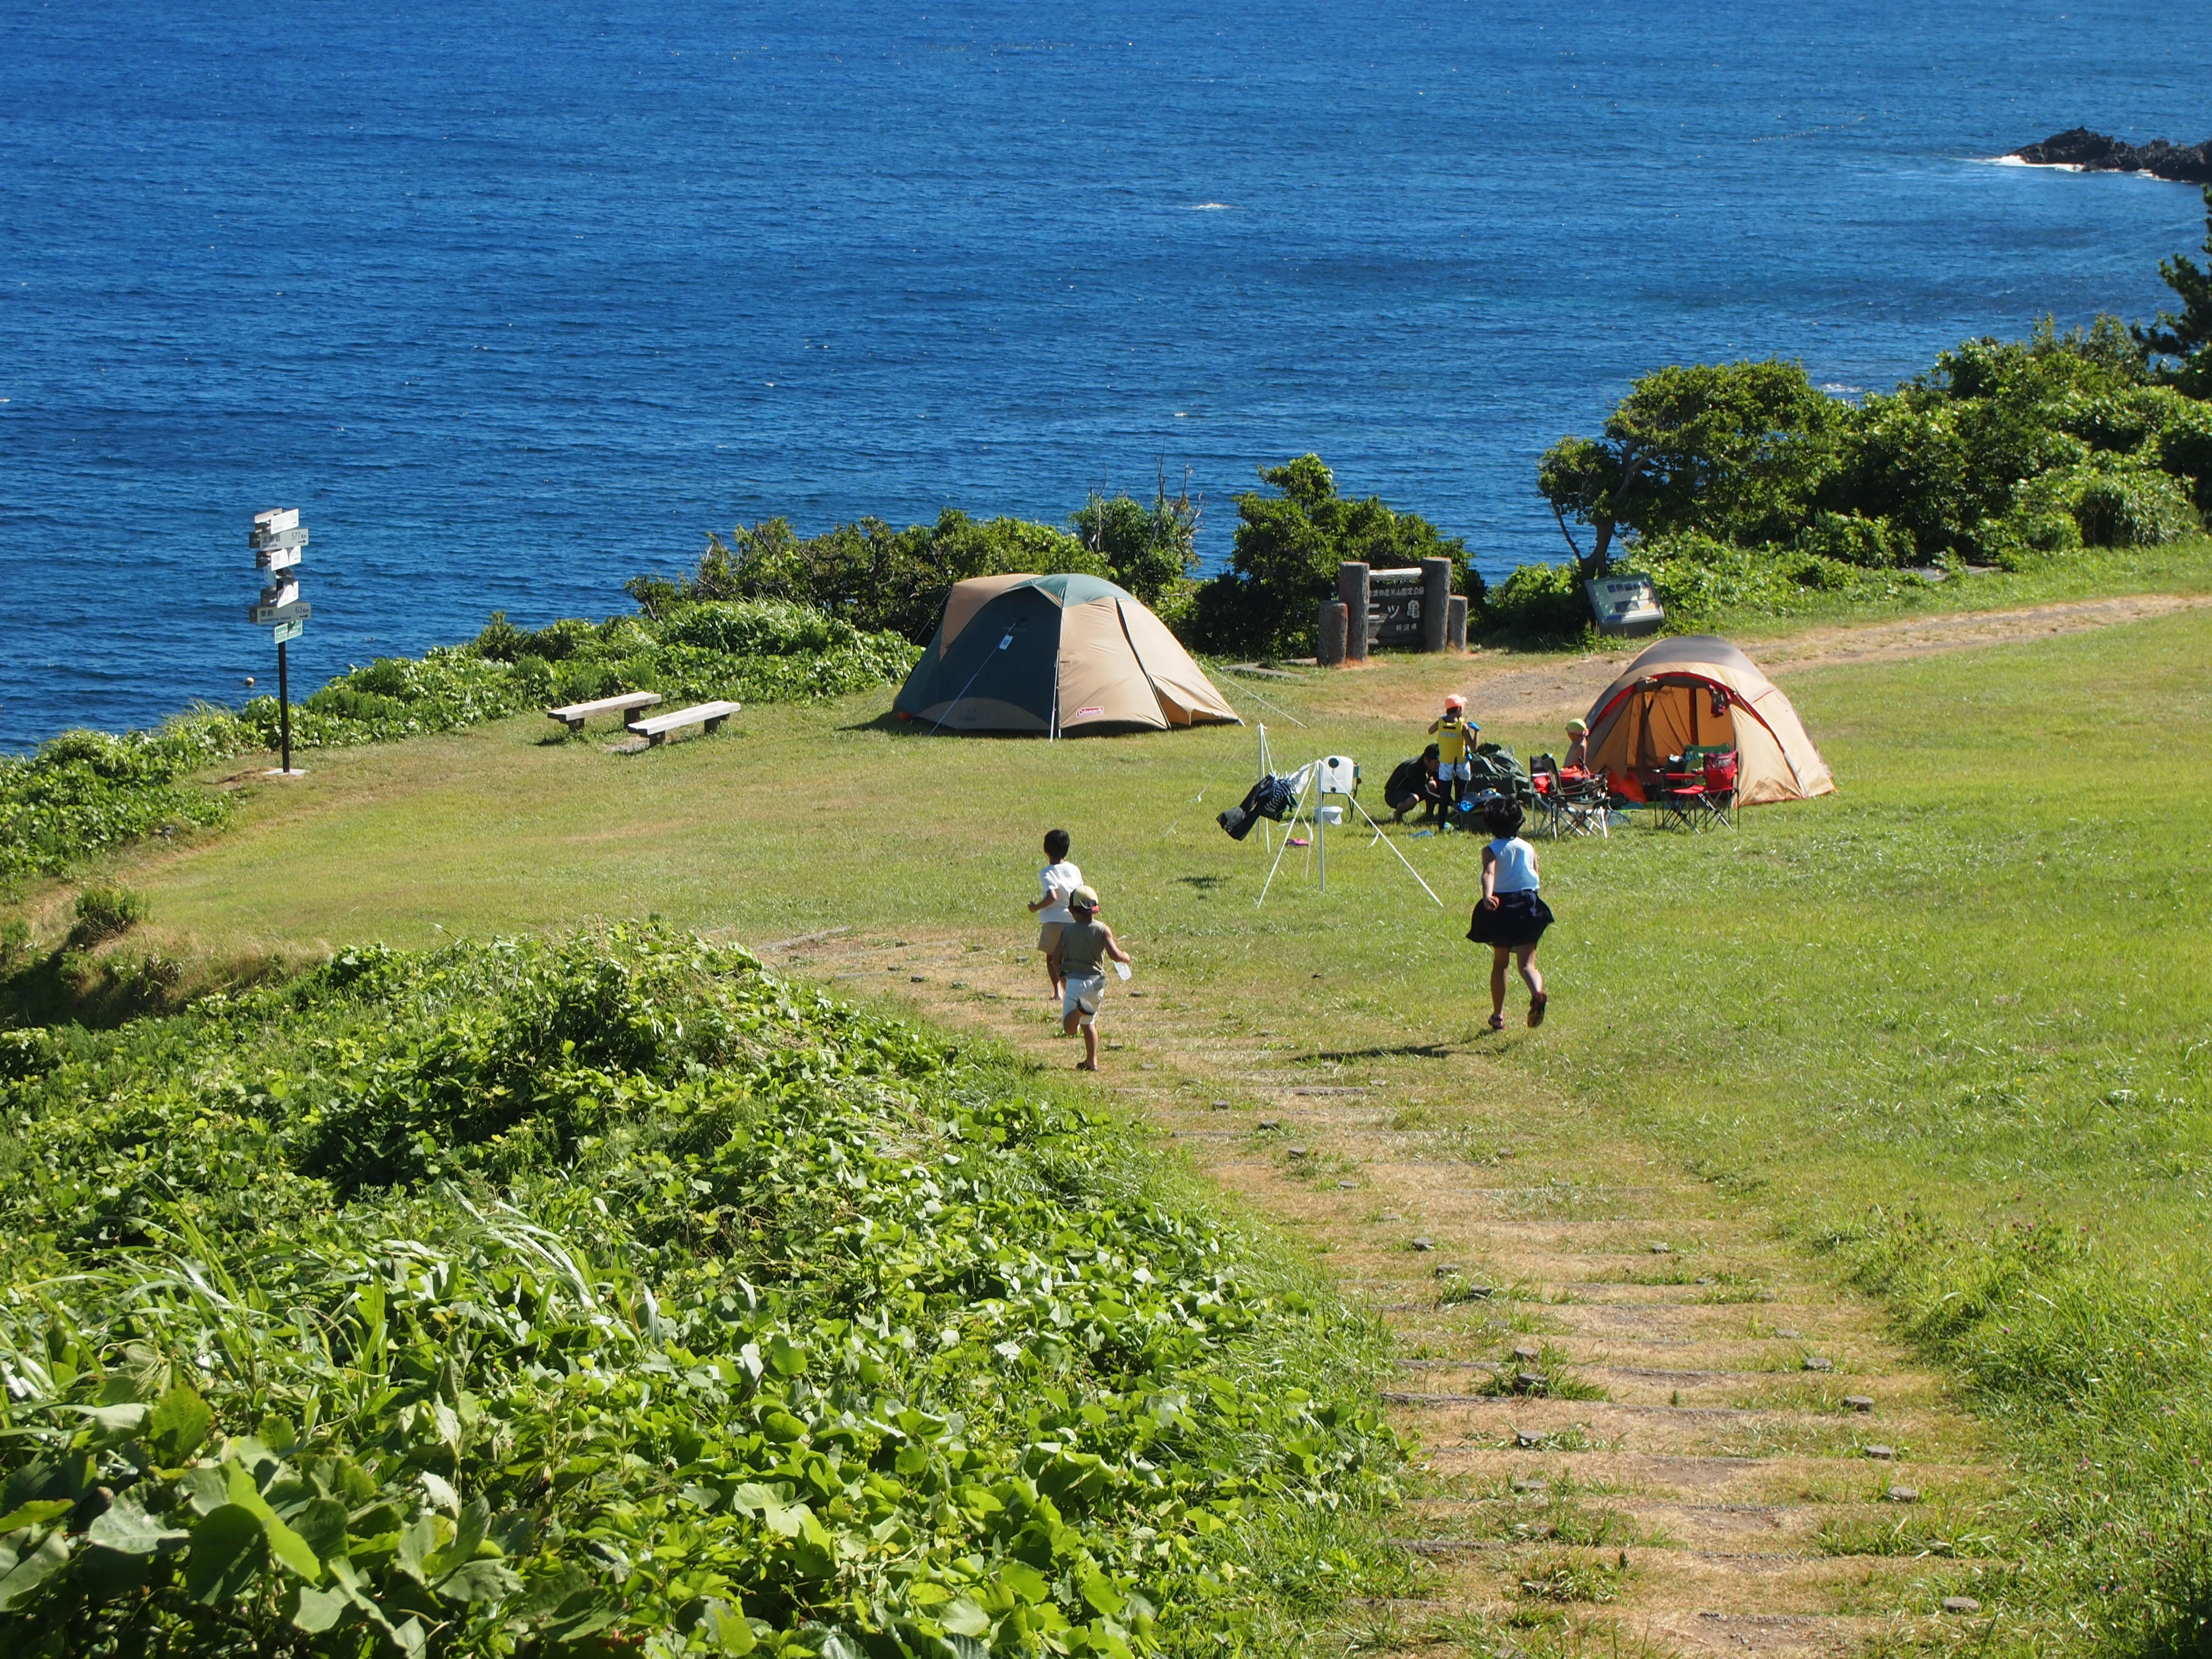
(1487, 1013, 1506, 1032)
(1528, 992, 1548, 1029)
(1076, 1060, 1098, 1071)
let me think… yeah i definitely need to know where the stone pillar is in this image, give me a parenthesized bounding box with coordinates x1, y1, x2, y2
(1337, 563, 1370, 662)
(1446, 594, 1469, 652)
(1420, 558, 1452, 652)
(1316, 600, 1349, 667)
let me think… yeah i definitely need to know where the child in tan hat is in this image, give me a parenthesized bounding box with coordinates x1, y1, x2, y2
(1056, 885, 1131, 1070)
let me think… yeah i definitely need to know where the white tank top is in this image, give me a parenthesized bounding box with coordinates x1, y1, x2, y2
(1488, 836, 1539, 894)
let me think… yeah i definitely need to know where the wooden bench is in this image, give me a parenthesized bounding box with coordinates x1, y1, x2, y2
(626, 700, 741, 746)
(548, 691, 661, 733)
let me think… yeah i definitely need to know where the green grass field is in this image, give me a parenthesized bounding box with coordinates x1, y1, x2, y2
(9, 571, 2212, 1647)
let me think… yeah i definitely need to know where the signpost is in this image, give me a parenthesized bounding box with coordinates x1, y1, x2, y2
(247, 507, 311, 775)
(1585, 574, 1665, 637)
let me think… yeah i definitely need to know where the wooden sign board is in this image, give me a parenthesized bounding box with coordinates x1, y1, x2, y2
(1586, 575, 1664, 636)
(1367, 567, 1426, 646)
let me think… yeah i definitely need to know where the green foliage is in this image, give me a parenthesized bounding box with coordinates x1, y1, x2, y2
(0, 724, 240, 882)
(66, 887, 149, 950)
(1188, 457, 1479, 658)
(1070, 484, 1203, 631)
(1526, 315, 2210, 627)
(0, 929, 1404, 1658)
(1538, 360, 1842, 578)
(1481, 562, 1593, 646)
(631, 511, 1112, 644)
(2134, 185, 2212, 397)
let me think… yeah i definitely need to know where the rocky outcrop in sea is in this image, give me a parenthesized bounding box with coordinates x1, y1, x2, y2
(2011, 128, 2212, 185)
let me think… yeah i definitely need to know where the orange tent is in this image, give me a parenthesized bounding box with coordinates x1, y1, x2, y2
(1582, 635, 1833, 806)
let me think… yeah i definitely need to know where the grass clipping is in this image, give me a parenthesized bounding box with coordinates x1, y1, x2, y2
(0, 929, 1409, 1656)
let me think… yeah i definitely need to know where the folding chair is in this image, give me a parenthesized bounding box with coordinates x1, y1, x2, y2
(1541, 768, 1611, 839)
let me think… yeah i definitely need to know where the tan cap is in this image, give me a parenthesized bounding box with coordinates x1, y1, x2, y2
(1069, 884, 1100, 912)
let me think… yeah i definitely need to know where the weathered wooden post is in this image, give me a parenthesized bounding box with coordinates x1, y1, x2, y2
(247, 507, 312, 776)
(1317, 600, 1349, 666)
(1337, 563, 1370, 662)
(1419, 558, 1452, 652)
(1446, 594, 1469, 652)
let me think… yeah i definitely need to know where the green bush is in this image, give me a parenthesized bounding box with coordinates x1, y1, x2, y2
(66, 885, 149, 948)
(1188, 456, 1481, 658)
(2018, 459, 2202, 548)
(0, 929, 1406, 1657)
(1794, 510, 1917, 568)
(1481, 561, 1592, 645)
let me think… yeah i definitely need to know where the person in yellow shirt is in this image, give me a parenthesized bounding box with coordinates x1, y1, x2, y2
(1427, 694, 1478, 818)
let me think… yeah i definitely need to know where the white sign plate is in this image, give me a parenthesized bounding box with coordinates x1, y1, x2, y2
(256, 544, 303, 573)
(1585, 575, 1664, 636)
(254, 507, 300, 534)
(250, 524, 309, 552)
(250, 598, 312, 627)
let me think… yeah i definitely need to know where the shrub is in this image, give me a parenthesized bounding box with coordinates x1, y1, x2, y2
(0, 929, 1407, 1657)
(1482, 561, 1592, 645)
(2019, 459, 2202, 548)
(66, 884, 149, 947)
(1187, 456, 1480, 657)
(1795, 510, 1917, 568)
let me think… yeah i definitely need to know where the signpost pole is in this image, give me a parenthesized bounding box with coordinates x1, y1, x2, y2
(277, 638, 293, 774)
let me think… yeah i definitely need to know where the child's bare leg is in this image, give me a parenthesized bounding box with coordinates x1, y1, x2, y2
(1517, 947, 1543, 999)
(1489, 947, 1509, 1021)
(1044, 950, 1063, 1000)
(1079, 1019, 1098, 1069)
(1062, 1009, 1081, 1039)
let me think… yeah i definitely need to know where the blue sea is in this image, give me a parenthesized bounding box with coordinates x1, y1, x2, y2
(3, 1, 2208, 750)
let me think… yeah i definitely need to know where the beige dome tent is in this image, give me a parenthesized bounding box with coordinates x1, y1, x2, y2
(893, 573, 1240, 735)
(1583, 635, 1833, 806)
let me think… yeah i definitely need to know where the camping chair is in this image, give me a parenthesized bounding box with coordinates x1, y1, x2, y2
(1697, 747, 1739, 830)
(1540, 767, 1611, 839)
(1653, 754, 1712, 833)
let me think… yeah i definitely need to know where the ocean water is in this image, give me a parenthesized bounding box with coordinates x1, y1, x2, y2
(2, 0, 2207, 750)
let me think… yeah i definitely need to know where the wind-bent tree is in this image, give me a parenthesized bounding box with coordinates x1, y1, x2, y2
(1537, 360, 1842, 578)
(2135, 185, 2212, 397)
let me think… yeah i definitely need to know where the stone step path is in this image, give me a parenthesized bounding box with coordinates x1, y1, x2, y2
(765, 930, 2010, 1655)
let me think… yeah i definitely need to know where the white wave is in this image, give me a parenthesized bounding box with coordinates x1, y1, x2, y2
(1980, 154, 2084, 171)
(1182, 201, 1235, 211)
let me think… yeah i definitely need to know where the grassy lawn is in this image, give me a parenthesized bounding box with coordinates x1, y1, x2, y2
(10, 563, 2212, 1643)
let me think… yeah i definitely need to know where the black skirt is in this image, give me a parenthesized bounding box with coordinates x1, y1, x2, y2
(1468, 890, 1554, 947)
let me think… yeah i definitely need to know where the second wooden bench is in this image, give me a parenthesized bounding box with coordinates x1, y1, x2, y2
(627, 700, 742, 746)
(548, 691, 661, 733)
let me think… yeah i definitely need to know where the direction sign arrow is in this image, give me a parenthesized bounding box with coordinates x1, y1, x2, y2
(249, 599, 312, 627)
(272, 619, 305, 644)
(250, 525, 309, 552)
(254, 507, 300, 535)
(256, 544, 303, 573)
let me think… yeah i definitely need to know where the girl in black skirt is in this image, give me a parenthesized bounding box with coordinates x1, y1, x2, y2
(1468, 800, 1554, 1029)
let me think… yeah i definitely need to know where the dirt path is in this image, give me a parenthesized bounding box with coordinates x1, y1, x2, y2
(1304, 591, 2212, 728)
(762, 929, 2013, 1656)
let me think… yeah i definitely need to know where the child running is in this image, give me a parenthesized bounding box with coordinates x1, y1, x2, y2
(1057, 885, 1131, 1071)
(1026, 828, 1082, 1001)
(1466, 799, 1554, 1030)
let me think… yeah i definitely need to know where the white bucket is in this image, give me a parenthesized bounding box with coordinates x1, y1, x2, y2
(1317, 805, 1344, 825)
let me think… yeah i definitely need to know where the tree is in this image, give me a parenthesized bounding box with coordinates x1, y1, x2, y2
(1070, 467, 1203, 624)
(1189, 455, 1477, 658)
(1537, 360, 1842, 577)
(2135, 185, 2212, 397)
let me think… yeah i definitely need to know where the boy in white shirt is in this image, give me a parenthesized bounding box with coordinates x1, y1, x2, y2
(1026, 828, 1083, 1001)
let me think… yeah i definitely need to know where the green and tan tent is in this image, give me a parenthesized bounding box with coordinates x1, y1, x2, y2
(893, 573, 1240, 735)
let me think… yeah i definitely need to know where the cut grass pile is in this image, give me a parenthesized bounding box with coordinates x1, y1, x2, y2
(0, 929, 1408, 1656)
